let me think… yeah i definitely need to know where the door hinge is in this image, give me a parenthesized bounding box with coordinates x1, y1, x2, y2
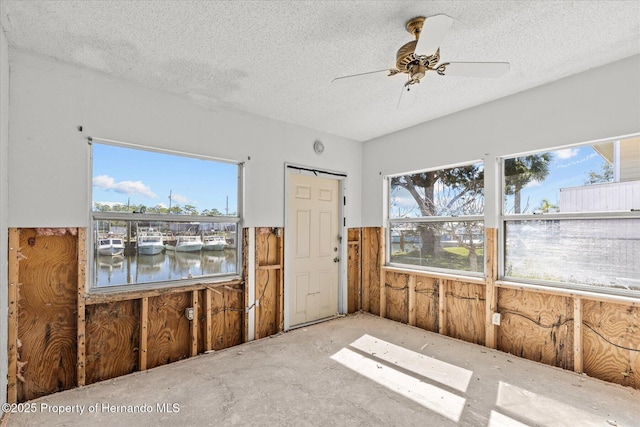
(343, 196, 346, 206)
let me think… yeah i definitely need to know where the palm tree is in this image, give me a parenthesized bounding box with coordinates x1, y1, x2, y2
(504, 154, 553, 213)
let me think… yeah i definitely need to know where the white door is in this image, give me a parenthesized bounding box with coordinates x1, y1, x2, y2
(288, 173, 340, 327)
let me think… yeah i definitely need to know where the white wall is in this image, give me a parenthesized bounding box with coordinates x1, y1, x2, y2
(362, 54, 640, 227)
(0, 22, 9, 408)
(7, 50, 363, 228)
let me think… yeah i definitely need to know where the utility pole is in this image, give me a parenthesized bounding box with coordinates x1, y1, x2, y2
(168, 190, 172, 213)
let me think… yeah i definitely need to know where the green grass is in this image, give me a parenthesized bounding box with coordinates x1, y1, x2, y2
(391, 247, 484, 272)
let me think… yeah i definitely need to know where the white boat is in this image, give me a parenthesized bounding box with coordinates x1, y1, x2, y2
(97, 237, 125, 256)
(166, 235, 203, 252)
(137, 231, 165, 255)
(203, 235, 227, 251)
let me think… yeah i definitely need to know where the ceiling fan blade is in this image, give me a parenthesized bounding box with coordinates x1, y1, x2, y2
(414, 14, 453, 57)
(439, 62, 510, 78)
(331, 69, 393, 83)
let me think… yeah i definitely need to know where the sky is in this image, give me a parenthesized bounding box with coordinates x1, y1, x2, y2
(511, 145, 606, 213)
(92, 143, 238, 214)
(390, 144, 609, 217)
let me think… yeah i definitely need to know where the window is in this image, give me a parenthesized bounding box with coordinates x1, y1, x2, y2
(91, 142, 242, 290)
(388, 162, 484, 275)
(502, 135, 640, 294)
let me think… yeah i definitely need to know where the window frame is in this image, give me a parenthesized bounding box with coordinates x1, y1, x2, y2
(88, 139, 243, 293)
(386, 161, 485, 277)
(499, 135, 640, 298)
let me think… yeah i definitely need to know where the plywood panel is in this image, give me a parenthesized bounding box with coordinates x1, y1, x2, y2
(415, 277, 438, 333)
(7, 229, 20, 403)
(147, 293, 191, 369)
(384, 272, 408, 324)
(347, 228, 361, 313)
(17, 229, 78, 402)
(583, 301, 640, 388)
(445, 280, 485, 345)
(85, 301, 139, 384)
(362, 227, 382, 315)
(224, 284, 244, 348)
(498, 288, 573, 370)
(255, 269, 278, 338)
(256, 229, 280, 266)
(209, 284, 244, 350)
(211, 287, 226, 350)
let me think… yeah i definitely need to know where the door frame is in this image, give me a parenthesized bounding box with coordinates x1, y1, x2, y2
(284, 163, 348, 331)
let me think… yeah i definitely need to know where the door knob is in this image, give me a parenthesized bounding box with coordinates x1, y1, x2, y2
(333, 257, 340, 263)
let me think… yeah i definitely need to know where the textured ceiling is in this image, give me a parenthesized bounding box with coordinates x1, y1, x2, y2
(1, 1, 639, 141)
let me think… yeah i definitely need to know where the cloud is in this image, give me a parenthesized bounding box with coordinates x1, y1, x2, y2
(554, 148, 579, 159)
(170, 193, 190, 205)
(556, 152, 598, 169)
(93, 175, 157, 198)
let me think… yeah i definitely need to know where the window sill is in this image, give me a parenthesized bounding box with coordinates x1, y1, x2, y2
(84, 275, 243, 305)
(383, 265, 485, 284)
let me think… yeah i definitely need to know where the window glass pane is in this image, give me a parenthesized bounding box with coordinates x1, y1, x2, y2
(503, 136, 640, 214)
(93, 219, 238, 288)
(505, 218, 640, 291)
(390, 221, 484, 273)
(390, 163, 484, 218)
(93, 143, 238, 215)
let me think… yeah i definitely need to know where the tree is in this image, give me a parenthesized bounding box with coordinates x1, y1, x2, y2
(584, 162, 613, 185)
(201, 208, 224, 216)
(182, 204, 198, 215)
(391, 165, 484, 263)
(538, 198, 557, 213)
(504, 154, 553, 213)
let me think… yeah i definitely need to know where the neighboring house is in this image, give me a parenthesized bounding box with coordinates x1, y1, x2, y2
(560, 137, 640, 212)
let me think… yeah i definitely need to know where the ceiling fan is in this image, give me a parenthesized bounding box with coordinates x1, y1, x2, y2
(332, 14, 509, 105)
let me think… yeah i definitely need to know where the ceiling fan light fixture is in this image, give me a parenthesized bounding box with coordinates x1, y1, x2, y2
(409, 63, 426, 82)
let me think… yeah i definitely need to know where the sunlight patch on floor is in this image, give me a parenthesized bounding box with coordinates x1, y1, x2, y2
(350, 334, 473, 393)
(488, 410, 531, 427)
(496, 381, 611, 427)
(330, 336, 468, 422)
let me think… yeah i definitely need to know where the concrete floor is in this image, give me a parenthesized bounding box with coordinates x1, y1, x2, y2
(2, 312, 638, 426)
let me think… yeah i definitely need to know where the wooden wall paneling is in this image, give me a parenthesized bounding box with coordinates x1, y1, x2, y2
(582, 301, 640, 388)
(224, 284, 244, 348)
(363, 227, 381, 315)
(384, 272, 409, 324)
(17, 229, 78, 402)
(254, 269, 277, 338)
(347, 228, 362, 313)
(76, 228, 86, 387)
(414, 276, 438, 332)
(140, 297, 148, 371)
(146, 293, 191, 369)
(379, 268, 386, 319)
(574, 297, 583, 373)
(7, 228, 20, 403)
(407, 275, 416, 326)
(204, 289, 213, 351)
(211, 287, 226, 350)
(361, 228, 370, 313)
(498, 288, 573, 370)
(438, 279, 446, 335)
(277, 228, 284, 331)
(254, 229, 280, 338)
(85, 301, 139, 384)
(485, 228, 498, 349)
(445, 280, 486, 345)
(242, 228, 249, 343)
(191, 290, 199, 357)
